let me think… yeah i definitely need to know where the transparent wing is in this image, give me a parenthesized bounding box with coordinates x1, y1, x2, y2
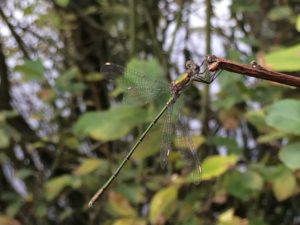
(160, 102, 175, 169)
(101, 63, 170, 106)
(159, 99, 201, 183)
(176, 114, 202, 183)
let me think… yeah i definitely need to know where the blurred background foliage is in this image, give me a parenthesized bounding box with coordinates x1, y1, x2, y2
(0, 0, 300, 225)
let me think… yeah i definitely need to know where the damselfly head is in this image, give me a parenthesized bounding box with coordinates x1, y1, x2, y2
(185, 60, 195, 70)
(185, 60, 200, 75)
(206, 54, 216, 63)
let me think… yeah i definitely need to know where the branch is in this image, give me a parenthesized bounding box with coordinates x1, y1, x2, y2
(129, 0, 135, 57)
(201, 0, 212, 135)
(0, 40, 11, 109)
(206, 55, 300, 88)
(0, 7, 30, 58)
(0, 39, 37, 140)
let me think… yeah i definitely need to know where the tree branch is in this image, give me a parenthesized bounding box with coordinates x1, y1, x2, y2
(201, 0, 212, 135)
(0, 40, 11, 109)
(0, 39, 37, 140)
(0, 7, 30, 58)
(206, 55, 300, 88)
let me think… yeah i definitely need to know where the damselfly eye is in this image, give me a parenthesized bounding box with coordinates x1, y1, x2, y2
(206, 55, 216, 63)
(185, 60, 193, 69)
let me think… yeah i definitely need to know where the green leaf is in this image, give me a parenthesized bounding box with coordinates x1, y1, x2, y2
(15, 169, 33, 180)
(201, 155, 238, 180)
(253, 165, 285, 182)
(149, 185, 178, 224)
(272, 169, 297, 201)
(0, 129, 10, 148)
(44, 175, 81, 201)
(224, 170, 263, 202)
(73, 158, 103, 176)
(264, 44, 300, 71)
(207, 137, 241, 155)
(55, 0, 70, 7)
(14, 59, 45, 82)
(115, 184, 145, 204)
(257, 130, 286, 144)
(0, 110, 18, 120)
(131, 126, 161, 161)
(4, 123, 21, 143)
(245, 110, 267, 132)
(73, 105, 150, 141)
(231, 0, 258, 13)
(5, 200, 23, 217)
(267, 6, 292, 21)
(266, 99, 300, 135)
(55, 67, 86, 93)
(107, 192, 137, 217)
(126, 58, 163, 81)
(279, 142, 300, 170)
(249, 217, 268, 225)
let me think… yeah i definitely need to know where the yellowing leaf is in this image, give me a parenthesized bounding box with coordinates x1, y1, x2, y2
(217, 209, 246, 225)
(44, 175, 81, 201)
(149, 185, 178, 225)
(112, 218, 146, 225)
(264, 44, 300, 71)
(73, 158, 102, 176)
(84, 72, 104, 81)
(37, 88, 55, 102)
(107, 192, 137, 217)
(296, 14, 300, 32)
(174, 135, 205, 149)
(0, 215, 21, 225)
(201, 155, 238, 180)
(272, 170, 297, 201)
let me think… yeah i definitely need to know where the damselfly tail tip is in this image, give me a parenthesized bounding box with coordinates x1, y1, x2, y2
(88, 200, 95, 208)
(198, 165, 202, 174)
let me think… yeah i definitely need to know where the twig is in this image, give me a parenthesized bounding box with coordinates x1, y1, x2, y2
(206, 55, 300, 88)
(0, 40, 11, 109)
(129, 0, 135, 57)
(0, 8, 30, 58)
(201, 0, 212, 135)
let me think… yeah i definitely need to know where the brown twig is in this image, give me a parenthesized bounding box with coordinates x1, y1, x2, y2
(0, 7, 30, 58)
(206, 55, 300, 88)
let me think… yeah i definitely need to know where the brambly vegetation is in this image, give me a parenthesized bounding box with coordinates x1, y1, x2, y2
(0, 1, 300, 225)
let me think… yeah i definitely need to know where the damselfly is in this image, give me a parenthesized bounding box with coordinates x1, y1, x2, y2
(88, 58, 220, 207)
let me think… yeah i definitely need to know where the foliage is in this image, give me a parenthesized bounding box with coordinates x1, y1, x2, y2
(0, 1, 300, 225)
